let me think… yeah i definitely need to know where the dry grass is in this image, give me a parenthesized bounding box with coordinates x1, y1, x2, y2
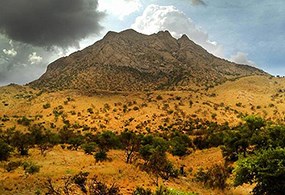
(2, 75, 285, 194)
(0, 146, 247, 195)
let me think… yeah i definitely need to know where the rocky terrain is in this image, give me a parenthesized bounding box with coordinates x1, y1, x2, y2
(29, 29, 266, 92)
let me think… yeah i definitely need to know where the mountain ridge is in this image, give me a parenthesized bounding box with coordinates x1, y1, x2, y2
(29, 29, 267, 91)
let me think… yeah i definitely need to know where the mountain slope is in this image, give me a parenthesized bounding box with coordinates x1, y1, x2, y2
(29, 29, 267, 91)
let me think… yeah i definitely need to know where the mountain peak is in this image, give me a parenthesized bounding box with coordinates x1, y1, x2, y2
(180, 34, 190, 41)
(103, 31, 118, 39)
(156, 30, 172, 37)
(29, 29, 267, 92)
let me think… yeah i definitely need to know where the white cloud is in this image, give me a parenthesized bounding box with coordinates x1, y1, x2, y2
(98, 0, 142, 20)
(230, 51, 256, 66)
(131, 4, 224, 58)
(28, 52, 43, 64)
(3, 48, 17, 57)
(8, 40, 14, 47)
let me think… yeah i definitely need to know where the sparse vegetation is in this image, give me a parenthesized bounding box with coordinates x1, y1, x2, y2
(2, 75, 285, 194)
(43, 102, 51, 109)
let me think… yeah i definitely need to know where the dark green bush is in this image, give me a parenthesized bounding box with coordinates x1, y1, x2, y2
(94, 150, 107, 162)
(89, 176, 120, 195)
(72, 172, 89, 193)
(23, 161, 40, 174)
(17, 116, 32, 126)
(170, 133, 192, 156)
(43, 103, 51, 109)
(133, 187, 152, 195)
(0, 140, 12, 161)
(82, 142, 97, 154)
(4, 161, 22, 172)
(234, 148, 285, 195)
(194, 164, 229, 189)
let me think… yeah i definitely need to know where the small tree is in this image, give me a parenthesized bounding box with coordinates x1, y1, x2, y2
(0, 140, 12, 161)
(194, 164, 229, 190)
(17, 116, 32, 126)
(82, 142, 97, 155)
(94, 150, 108, 162)
(169, 132, 192, 156)
(234, 148, 285, 195)
(95, 131, 121, 152)
(139, 136, 177, 185)
(72, 172, 89, 193)
(89, 176, 120, 195)
(11, 131, 32, 155)
(67, 134, 85, 150)
(120, 130, 141, 163)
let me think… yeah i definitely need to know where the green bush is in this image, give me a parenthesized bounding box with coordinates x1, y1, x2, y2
(89, 176, 120, 194)
(87, 108, 94, 114)
(72, 172, 89, 193)
(43, 103, 51, 109)
(94, 150, 107, 162)
(4, 161, 22, 172)
(133, 187, 152, 195)
(170, 133, 192, 156)
(82, 142, 97, 154)
(23, 161, 40, 174)
(95, 131, 121, 152)
(194, 164, 229, 189)
(0, 140, 12, 161)
(11, 131, 33, 155)
(234, 148, 285, 195)
(155, 186, 198, 195)
(133, 186, 198, 195)
(17, 116, 32, 126)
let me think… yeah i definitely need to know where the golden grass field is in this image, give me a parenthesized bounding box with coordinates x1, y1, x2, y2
(1, 75, 285, 194)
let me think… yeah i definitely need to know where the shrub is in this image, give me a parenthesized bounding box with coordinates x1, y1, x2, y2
(169, 133, 192, 156)
(67, 134, 85, 150)
(87, 108, 94, 114)
(156, 95, 163, 100)
(82, 142, 97, 154)
(194, 164, 229, 189)
(89, 176, 120, 195)
(4, 161, 22, 172)
(120, 130, 141, 163)
(23, 161, 40, 174)
(11, 131, 32, 155)
(155, 186, 198, 195)
(133, 187, 152, 195)
(17, 116, 32, 126)
(72, 172, 89, 193)
(95, 131, 121, 152)
(0, 140, 12, 161)
(236, 102, 242, 107)
(43, 103, 51, 109)
(133, 106, 140, 111)
(234, 148, 285, 195)
(133, 186, 198, 195)
(94, 150, 107, 162)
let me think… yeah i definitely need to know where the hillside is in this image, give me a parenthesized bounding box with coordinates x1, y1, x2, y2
(2, 75, 285, 194)
(29, 29, 266, 91)
(1, 75, 285, 133)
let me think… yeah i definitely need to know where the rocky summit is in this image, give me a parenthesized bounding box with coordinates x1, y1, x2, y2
(29, 29, 266, 91)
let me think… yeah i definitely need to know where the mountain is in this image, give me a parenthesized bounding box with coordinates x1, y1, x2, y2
(29, 29, 267, 91)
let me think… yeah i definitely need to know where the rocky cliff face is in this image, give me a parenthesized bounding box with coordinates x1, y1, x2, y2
(29, 29, 267, 91)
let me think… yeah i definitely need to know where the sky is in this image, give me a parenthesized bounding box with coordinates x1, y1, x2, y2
(0, 0, 284, 86)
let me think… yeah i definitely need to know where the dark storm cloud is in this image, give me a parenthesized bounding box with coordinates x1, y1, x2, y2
(0, 0, 105, 48)
(0, 36, 61, 86)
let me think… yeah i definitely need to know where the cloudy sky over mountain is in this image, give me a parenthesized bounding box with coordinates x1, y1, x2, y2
(0, 0, 284, 85)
